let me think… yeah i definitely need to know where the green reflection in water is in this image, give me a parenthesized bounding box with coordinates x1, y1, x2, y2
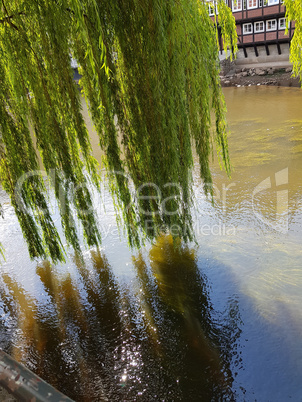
(0, 237, 242, 401)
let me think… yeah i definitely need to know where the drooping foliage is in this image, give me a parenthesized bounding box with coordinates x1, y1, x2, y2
(284, 0, 302, 80)
(216, 1, 237, 59)
(0, 0, 236, 262)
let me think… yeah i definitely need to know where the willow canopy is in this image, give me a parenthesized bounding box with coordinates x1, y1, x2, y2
(0, 0, 237, 262)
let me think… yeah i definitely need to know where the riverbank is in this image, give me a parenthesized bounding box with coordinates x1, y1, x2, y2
(220, 66, 300, 88)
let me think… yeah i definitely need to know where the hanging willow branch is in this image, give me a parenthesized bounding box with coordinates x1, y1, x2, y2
(284, 0, 302, 80)
(0, 0, 236, 262)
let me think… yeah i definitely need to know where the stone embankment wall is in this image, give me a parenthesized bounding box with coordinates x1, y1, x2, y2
(219, 44, 301, 87)
(234, 45, 291, 69)
(220, 60, 300, 87)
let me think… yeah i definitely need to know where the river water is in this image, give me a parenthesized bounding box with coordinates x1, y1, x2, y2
(0, 86, 302, 401)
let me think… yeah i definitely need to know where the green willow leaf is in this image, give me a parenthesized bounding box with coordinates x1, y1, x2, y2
(0, 0, 238, 262)
(284, 0, 302, 80)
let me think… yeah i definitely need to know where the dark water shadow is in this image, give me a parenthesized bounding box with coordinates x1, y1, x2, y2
(130, 235, 242, 400)
(0, 236, 243, 401)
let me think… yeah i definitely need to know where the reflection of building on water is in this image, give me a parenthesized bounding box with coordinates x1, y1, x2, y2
(0, 237, 242, 401)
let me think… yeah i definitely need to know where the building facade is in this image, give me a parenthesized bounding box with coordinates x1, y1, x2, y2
(209, 0, 295, 65)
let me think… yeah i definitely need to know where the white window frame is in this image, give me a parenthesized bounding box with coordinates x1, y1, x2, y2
(232, 0, 242, 12)
(254, 21, 265, 32)
(247, 0, 258, 9)
(266, 19, 277, 31)
(208, 4, 215, 16)
(278, 18, 287, 30)
(206, 0, 217, 16)
(267, 0, 279, 5)
(243, 23, 253, 35)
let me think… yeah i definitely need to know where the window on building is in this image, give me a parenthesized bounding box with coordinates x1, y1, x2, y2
(243, 23, 253, 34)
(254, 21, 265, 32)
(208, 4, 215, 16)
(206, 0, 217, 16)
(266, 19, 277, 31)
(267, 0, 279, 5)
(259, 0, 269, 5)
(248, 0, 257, 9)
(243, 0, 247, 9)
(232, 0, 242, 11)
(278, 18, 287, 30)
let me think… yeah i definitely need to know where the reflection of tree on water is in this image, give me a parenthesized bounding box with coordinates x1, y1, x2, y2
(133, 235, 241, 400)
(0, 237, 242, 401)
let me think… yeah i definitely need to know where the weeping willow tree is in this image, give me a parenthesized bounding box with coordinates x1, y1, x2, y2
(284, 0, 302, 80)
(0, 0, 238, 262)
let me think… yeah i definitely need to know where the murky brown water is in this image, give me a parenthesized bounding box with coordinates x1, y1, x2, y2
(0, 86, 302, 401)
